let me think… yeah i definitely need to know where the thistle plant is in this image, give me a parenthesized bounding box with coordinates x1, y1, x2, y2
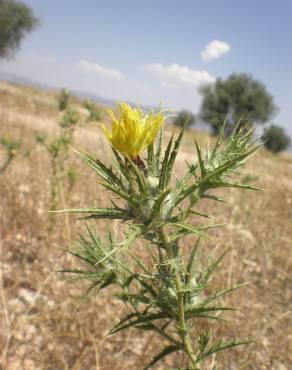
(57, 103, 260, 369)
(36, 101, 80, 231)
(0, 136, 21, 174)
(84, 99, 102, 122)
(58, 88, 70, 111)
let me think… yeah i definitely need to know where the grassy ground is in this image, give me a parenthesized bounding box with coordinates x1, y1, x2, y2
(0, 80, 291, 370)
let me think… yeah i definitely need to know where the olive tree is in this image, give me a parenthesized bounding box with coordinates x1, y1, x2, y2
(0, 0, 39, 59)
(262, 124, 290, 153)
(173, 110, 196, 129)
(200, 73, 276, 135)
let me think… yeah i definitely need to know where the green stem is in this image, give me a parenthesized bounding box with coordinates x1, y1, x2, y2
(158, 226, 197, 369)
(0, 152, 13, 175)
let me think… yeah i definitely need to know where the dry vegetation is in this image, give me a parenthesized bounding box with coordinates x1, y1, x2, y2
(0, 80, 291, 370)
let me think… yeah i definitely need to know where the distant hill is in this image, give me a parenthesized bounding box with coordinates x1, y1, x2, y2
(0, 70, 207, 129)
(0, 70, 157, 112)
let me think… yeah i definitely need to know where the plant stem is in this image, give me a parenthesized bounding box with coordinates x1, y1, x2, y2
(0, 152, 13, 175)
(158, 226, 197, 369)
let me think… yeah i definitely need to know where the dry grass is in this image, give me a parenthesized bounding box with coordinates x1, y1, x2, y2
(0, 81, 291, 370)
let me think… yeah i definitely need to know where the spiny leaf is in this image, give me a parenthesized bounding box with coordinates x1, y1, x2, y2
(209, 117, 227, 162)
(168, 221, 212, 240)
(194, 139, 206, 177)
(204, 282, 249, 305)
(175, 181, 199, 206)
(73, 147, 123, 188)
(108, 312, 169, 335)
(117, 292, 152, 305)
(188, 209, 210, 218)
(186, 237, 200, 278)
(144, 345, 181, 370)
(127, 157, 148, 195)
(150, 188, 172, 219)
(185, 305, 237, 319)
(101, 182, 139, 207)
(205, 181, 262, 191)
(166, 127, 185, 184)
(155, 127, 163, 171)
(50, 207, 132, 220)
(159, 133, 174, 190)
(202, 247, 231, 283)
(200, 147, 259, 185)
(202, 193, 226, 203)
(111, 148, 128, 178)
(147, 142, 155, 174)
(196, 338, 255, 362)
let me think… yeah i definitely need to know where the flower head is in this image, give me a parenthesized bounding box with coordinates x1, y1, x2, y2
(100, 103, 164, 159)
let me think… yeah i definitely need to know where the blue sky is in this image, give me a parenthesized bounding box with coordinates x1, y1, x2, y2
(1, 0, 292, 135)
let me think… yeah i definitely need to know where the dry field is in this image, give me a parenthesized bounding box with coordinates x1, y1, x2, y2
(0, 80, 291, 370)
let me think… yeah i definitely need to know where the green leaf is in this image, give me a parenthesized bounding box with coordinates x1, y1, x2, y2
(194, 139, 206, 177)
(200, 148, 259, 186)
(168, 221, 212, 240)
(186, 305, 237, 319)
(175, 181, 199, 206)
(166, 127, 185, 184)
(188, 209, 210, 218)
(147, 143, 155, 174)
(196, 338, 255, 363)
(73, 147, 124, 189)
(50, 207, 132, 220)
(117, 292, 152, 305)
(204, 282, 249, 305)
(149, 188, 172, 219)
(155, 127, 163, 171)
(127, 157, 149, 195)
(186, 237, 200, 278)
(144, 345, 181, 370)
(202, 193, 226, 203)
(111, 148, 128, 178)
(206, 181, 262, 191)
(108, 312, 169, 335)
(159, 133, 174, 190)
(101, 182, 139, 207)
(202, 247, 230, 283)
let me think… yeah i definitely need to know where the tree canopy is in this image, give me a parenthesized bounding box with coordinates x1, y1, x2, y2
(173, 110, 196, 128)
(0, 0, 39, 59)
(200, 73, 276, 134)
(262, 124, 290, 153)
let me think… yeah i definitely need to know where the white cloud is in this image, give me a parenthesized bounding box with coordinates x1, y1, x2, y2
(78, 59, 124, 80)
(0, 52, 209, 114)
(145, 63, 216, 86)
(201, 40, 231, 61)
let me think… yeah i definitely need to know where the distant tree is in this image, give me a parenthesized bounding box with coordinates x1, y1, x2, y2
(0, 0, 39, 59)
(262, 124, 290, 153)
(173, 110, 196, 128)
(200, 73, 276, 135)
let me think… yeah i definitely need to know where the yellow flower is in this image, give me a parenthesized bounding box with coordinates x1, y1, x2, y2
(99, 103, 164, 159)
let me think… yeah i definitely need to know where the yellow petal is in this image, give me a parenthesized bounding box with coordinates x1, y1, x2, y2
(99, 103, 165, 158)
